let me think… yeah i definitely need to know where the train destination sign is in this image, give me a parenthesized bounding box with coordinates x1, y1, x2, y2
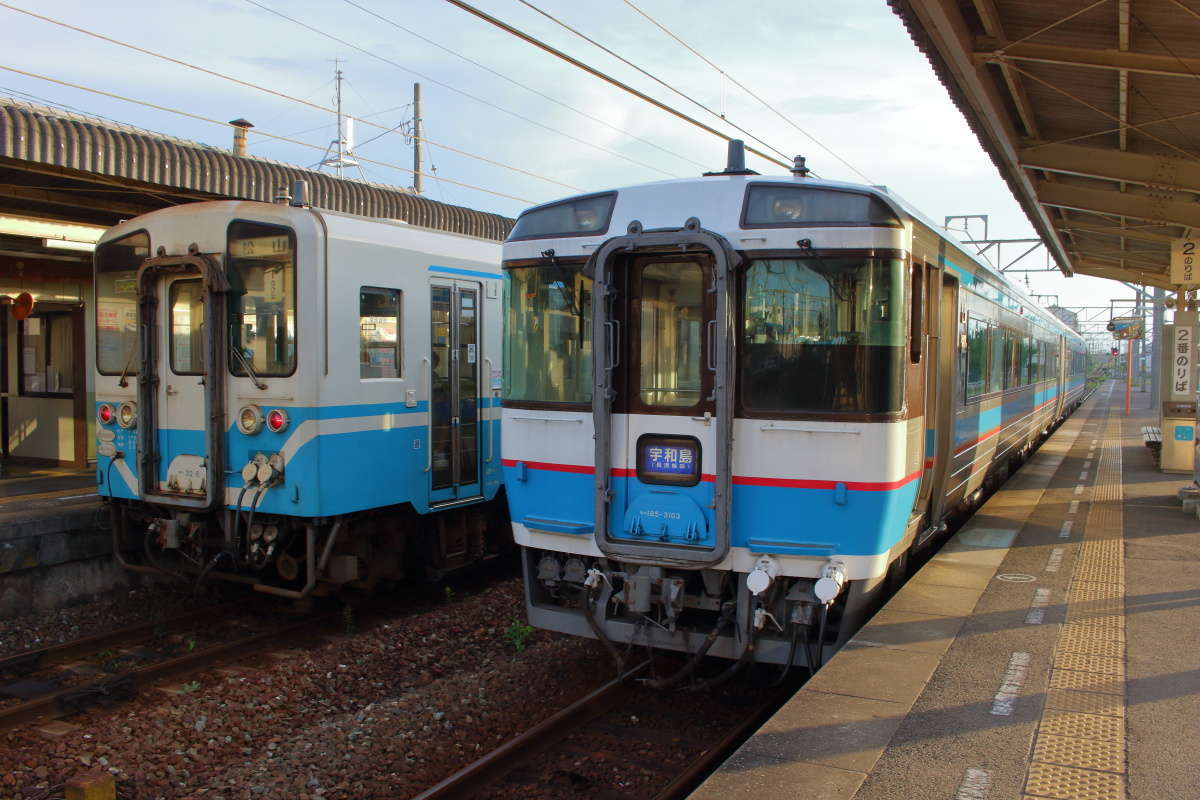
(637, 435, 700, 486)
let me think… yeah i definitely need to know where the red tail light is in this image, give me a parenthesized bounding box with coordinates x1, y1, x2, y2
(97, 404, 115, 425)
(266, 409, 289, 433)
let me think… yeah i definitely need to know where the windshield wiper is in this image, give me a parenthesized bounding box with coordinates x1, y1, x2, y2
(117, 337, 138, 388)
(230, 344, 267, 390)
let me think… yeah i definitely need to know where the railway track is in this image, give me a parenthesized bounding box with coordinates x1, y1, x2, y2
(0, 604, 337, 734)
(416, 660, 798, 800)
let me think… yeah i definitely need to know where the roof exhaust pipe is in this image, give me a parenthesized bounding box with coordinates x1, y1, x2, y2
(791, 155, 811, 178)
(229, 118, 253, 157)
(703, 139, 759, 177)
(291, 179, 309, 208)
(726, 139, 747, 173)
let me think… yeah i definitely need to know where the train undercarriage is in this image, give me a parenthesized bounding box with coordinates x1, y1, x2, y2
(111, 497, 512, 599)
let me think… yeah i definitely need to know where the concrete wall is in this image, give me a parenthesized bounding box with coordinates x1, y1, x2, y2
(0, 502, 141, 617)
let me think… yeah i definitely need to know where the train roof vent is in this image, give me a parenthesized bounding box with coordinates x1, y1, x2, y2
(703, 139, 759, 177)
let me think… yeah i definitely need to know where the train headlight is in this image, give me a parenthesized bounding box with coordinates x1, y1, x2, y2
(266, 408, 289, 434)
(117, 401, 138, 429)
(237, 405, 264, 435)
(97, 404, 115, 426)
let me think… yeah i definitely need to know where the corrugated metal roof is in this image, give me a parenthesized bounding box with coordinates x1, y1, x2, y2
(890, 0, 1200, 290)
(0, 97, 514, 241)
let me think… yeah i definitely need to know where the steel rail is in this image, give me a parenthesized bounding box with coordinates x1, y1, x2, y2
(651, 684, 794, 799)
(0, 602, 241, 676)
(413, 660, 650, 800)
(0, 610, 337, 733)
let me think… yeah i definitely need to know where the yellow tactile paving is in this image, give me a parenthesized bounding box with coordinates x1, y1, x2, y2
(1048, 669, 1124, 695)
(1025, 762, 1126, 800)
(1039, 711, 1124, 742)
(1044, 688, 1124, 717)
(1023, 409, 1128, 799)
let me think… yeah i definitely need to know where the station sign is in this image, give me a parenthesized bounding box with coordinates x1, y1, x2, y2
(1171, 325, 1194, 399)
(1171, 237, 1200, 286)
(1108, 316, 1144, 340)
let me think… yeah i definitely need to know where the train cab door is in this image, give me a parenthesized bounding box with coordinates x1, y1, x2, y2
(135, 253, 227, 509)
(429, 279, 482, 504)
(590, 231, 736, 568)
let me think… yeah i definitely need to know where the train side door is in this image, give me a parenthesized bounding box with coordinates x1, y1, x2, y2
(927, 273, 960, 528)
(429, 279, 481, 503)
(913, 261, 938, 521)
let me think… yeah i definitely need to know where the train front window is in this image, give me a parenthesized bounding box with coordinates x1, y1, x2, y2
(503, 264, 592, 405)
(638, 261, 703, 408)
(227, 221, 297, 377)
(740, 257, 904, 414)
(95, 230, 149, 375)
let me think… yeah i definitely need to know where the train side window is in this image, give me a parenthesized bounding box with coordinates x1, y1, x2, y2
(987, 324, 1004, 393)
(1025, 336, 1036, 385)
(360, 287, 401, 379)
(965, 317, 987, 399)
(909, 261, 923, 364)
(1003, 330, 1016, 389)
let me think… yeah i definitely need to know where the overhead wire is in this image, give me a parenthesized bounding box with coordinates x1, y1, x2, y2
(0, 63, 542, 205)
(444, 0, 792, 171)
(619, 0, 873, 183)
(513, 0, 794, 166)
(338, 0, 706, 171)
(241, 0, 678, 178)
(268, 102, 414, 143)
(0, 1, 583, 193)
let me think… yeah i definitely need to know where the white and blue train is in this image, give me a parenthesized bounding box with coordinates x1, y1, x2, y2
(94, 186, 508, 597)
(501, 143, 1085, 675)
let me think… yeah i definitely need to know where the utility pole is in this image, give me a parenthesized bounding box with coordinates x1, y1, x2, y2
(412, 83, 422, 194)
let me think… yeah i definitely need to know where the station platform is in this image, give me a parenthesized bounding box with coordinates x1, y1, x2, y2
(0, 464, 106, 616)
(693, 381, 1199, 800)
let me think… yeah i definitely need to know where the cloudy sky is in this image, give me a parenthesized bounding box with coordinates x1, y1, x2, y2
(1, 0, 1138, 330)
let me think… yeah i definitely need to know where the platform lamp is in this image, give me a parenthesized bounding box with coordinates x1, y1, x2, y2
(10, 292, 34, 321)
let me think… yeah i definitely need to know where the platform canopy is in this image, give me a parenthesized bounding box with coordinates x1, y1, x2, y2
(0, 98, 513, 241)
(890, 0, 1200, 290)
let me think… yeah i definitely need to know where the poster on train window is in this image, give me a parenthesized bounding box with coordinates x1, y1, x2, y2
(1171, 325, 1194, 400)
(1171, 237, 1200, 287)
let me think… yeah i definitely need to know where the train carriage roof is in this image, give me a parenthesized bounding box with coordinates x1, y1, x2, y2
(509, 174, 1083, 342)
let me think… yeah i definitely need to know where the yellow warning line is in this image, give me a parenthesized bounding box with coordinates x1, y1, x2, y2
(1023, 395, 1128, 800)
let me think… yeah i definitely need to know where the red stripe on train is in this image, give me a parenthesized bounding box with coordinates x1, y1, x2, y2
(503, 459, 918, 491)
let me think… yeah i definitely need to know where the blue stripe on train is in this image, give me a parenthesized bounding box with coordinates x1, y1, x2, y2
(95, 401, 502, 515)
(503, 465, 918, 559)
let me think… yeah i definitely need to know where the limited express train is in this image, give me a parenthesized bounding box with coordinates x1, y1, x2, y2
(501, 144, 1085, 676)
(94, 185, 509, 597)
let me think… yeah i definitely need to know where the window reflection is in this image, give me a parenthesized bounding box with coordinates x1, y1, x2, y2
(503, 265, 592, 405)
(170, 279, 205, 375)
(740, 257, 904, 413)
(95, 231, 148, 375)
(227, 221, 296, 377)
(638, 261, 703, 407)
